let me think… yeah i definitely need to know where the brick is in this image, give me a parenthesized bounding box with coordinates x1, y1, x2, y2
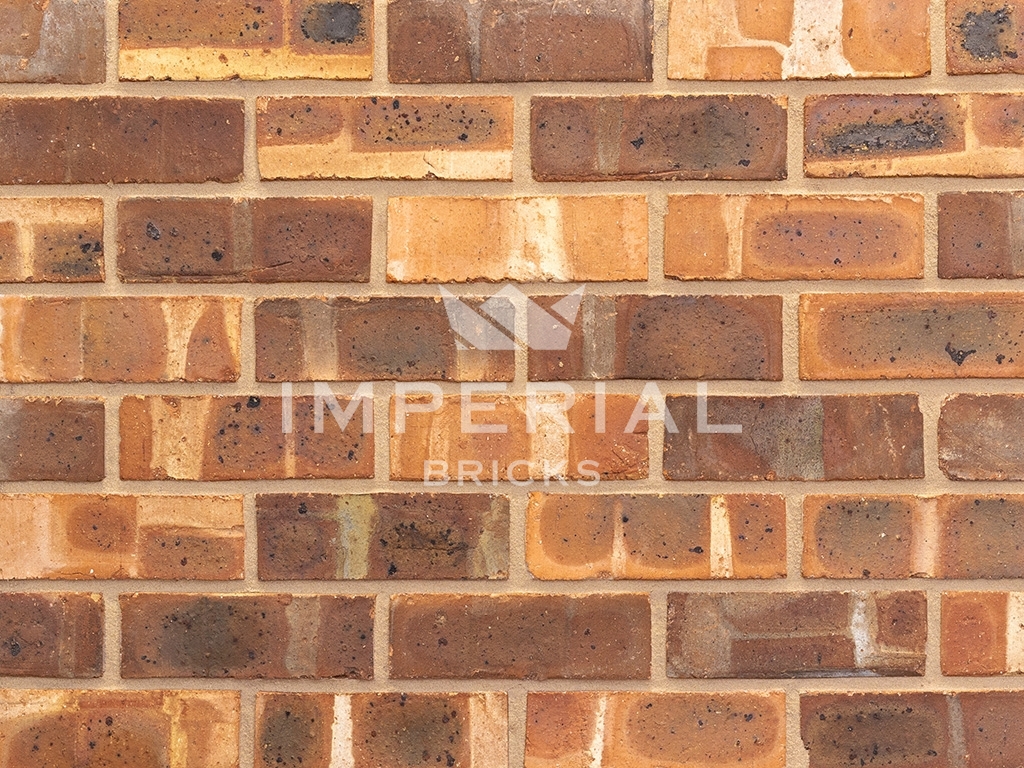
(664, 194, 925, 280)
(668, 591, 926, 678)
(526, 493, 786, 579)
(121, 593, 373, 678)
(118, 196, 372, 283)
(390, 393, 648, 482)
(0, 495, 244, 580)
(938, 191, 1024, 278)
(942, 592, 1010, 675)
(0, 689, 239, 768)
(258, 96, 514, 180)
(939, 394, 1024, 480)
(257, 691, 507, 768)
(664, 394, 924, 481)
(528, 294, 783, 381)
(0, 296, 241, 383)
(0, 198, 103, 282)
(960, 691, 1024, 767)
(532, 95, 787, 181)
(120, 394, 372, 480)
(800, 292, 1024, 379)
(257, 493, 509, 580)
(526, 692, 785, 768)
(255, 297, 514, 382)
(0, 97, 243, 184)
(386, 196, 648, 282)
(390, 593, 650, 679)
(805, 495, 1024, 579)
(947, 0, 1024, 74)
(0, 593, 102, 677)
(120, 0, 372, 80)
(388, 0, 652, 83)
(669, 0, 929, 79)
(0, 0, 105, 83)
(805, 93, 1024, 177)
(0, 398, 104, 482)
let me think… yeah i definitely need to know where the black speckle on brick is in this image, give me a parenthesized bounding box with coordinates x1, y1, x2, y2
(824, 120, 945, 155)
(945, 342, 977, 366)
(301, 2, 363, 45)
(211, 250, 224, 262)
(958, 7, 1018, 61)
(145, 222, 161, 241)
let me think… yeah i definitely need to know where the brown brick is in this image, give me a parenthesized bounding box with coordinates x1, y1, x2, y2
(529, 294, 783, 381)
(118, 196, 372, 283)
(0, 593, 102, 677)
(390, 593, 650, 679)
(947, 0, 1024, 74)
(390, 393, 648, 482)
(665, 194, 925, 280)
(0, 689, 239, 768)
(801, 693, 950, 768)
(960, 691, 1024, 768)
(938, 192, 1024, 278)
(120, 0, 372, 80)
(121, 593, 373, 678)
(527, 493, 786, 579)
(0, 296, 241, 382)
(389, 0, 652, 83)
(668, 591, 926, 678)
(526, 692, 785, 768)
(0, 198, 104, 282)
(0, 97, 243, 184)
(257, 691, 507, 768)
(387, 196, 648, 282)
(0, 0, 105, 83)
(939, 394, 1024, 480)
(258, 96, 514, 180)
(805, 93, 1024, 177)
(532, 95, 787, 181)
(0, 495, 244, 580)
(120, 394, 372, 480)
(256, 297, 514, 382)
(941, 592, 1009, 675)
(664, 394, 924, 481)
(669, 0, 929, 79)
(801, 292, 1024, 379)
(0, 398, 104, 482)
(256, 493, 509, 580)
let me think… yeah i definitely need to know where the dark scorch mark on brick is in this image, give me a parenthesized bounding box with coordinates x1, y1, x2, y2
(946, 342, 977, 365)
(824, 120, 945, 155)
(302, 2, 363, 44)
(958, 7, 1018, 61)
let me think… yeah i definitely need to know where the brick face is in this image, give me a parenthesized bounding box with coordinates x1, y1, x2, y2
(0, 198, 104, 282)
(0, 592, 103, 677)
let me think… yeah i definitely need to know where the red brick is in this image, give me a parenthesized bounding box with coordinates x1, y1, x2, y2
(526, 692, 786, 768)
(256, 493, 509, 580)
(665, 194, 925, 280)
(0, 494, 244, 580)
(0, 593, 102, 677)
(388, 0, 653, 82)
(256, 297, 514, 382)
(118, 197, 372, 283)
(664, 394, 924, 481)
(532, 95, 787, 181)
(947, 0, 1024, 74)
(526, 493, 786, 579)
(0, 689, 239, 768)
(120, 394, 372, 480)
(0, 0, 105, 83)
(0, 198, 104, 283)
(938, 192, 1024, 278)
(529, 294, 783, 381)
(0, 97, 243, 184)
(0, 397, 104, 482)
(390, 593, 650, 679)
(941, 592, 1009, 675)
(939, 394, 1024, 480)
(120, 593, 373, 679)
(257, 692, 507, 768)
(960, 691, 1024, 768)
(0, 296, 240, 382)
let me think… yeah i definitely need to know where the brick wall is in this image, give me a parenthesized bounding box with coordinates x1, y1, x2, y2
(2, 0, 1024, 766)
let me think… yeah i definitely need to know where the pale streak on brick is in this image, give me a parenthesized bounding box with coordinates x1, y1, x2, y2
(850, 594, 874, 668)
(468, 693, 509, 768)
(1006, 593, 1024, 673)
(784, 0, 854, 78)
(150, 397, 213, 480)
(120, 48, 373, 82)
(331, 695, 355, 768)
(302, 301, 341, 381)
(160, 299, 208, 380)
(911, 498, 939, 578)
(709, 495, 734, 578)
(582, 296, 617, 379)
(336, 496, 374, 580)
(588, 695, 609, 768)
(285, 598, 321, 678)
(528, 392, 572, 477)
(0, 496, 54, 578)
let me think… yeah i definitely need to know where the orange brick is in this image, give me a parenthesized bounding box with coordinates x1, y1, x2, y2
(257, 96, 514, 180)
(526, 493, 786, 579)
(665, 195, 924, 280)
(0, 495, 244, 580)
(120, 0, 372, 80)
(0, 689, 239, 767)
(526, 692, 786, 768)
(387, 196, 648, 282)
(938, 192, 1024, 278)
(669, 0, 929, 80)
(0, 198, 103, 282)
(0, 296, 241, 382)
(939, 394, 1024, 480)
(947, 0, 1024, 74)
(941, 592, 1009, 675)
(120, 395, 373, 480)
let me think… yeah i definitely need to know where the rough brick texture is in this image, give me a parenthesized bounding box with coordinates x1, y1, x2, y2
(0, 0, 105, 83)
(939, 191, 1024, 278)
(0, 398, 104, 481)
(0, 592, 103, 677)
(0, 198, 104, 282)
(947, 0, 1024, 74)
(939, 394, 1024, 479)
